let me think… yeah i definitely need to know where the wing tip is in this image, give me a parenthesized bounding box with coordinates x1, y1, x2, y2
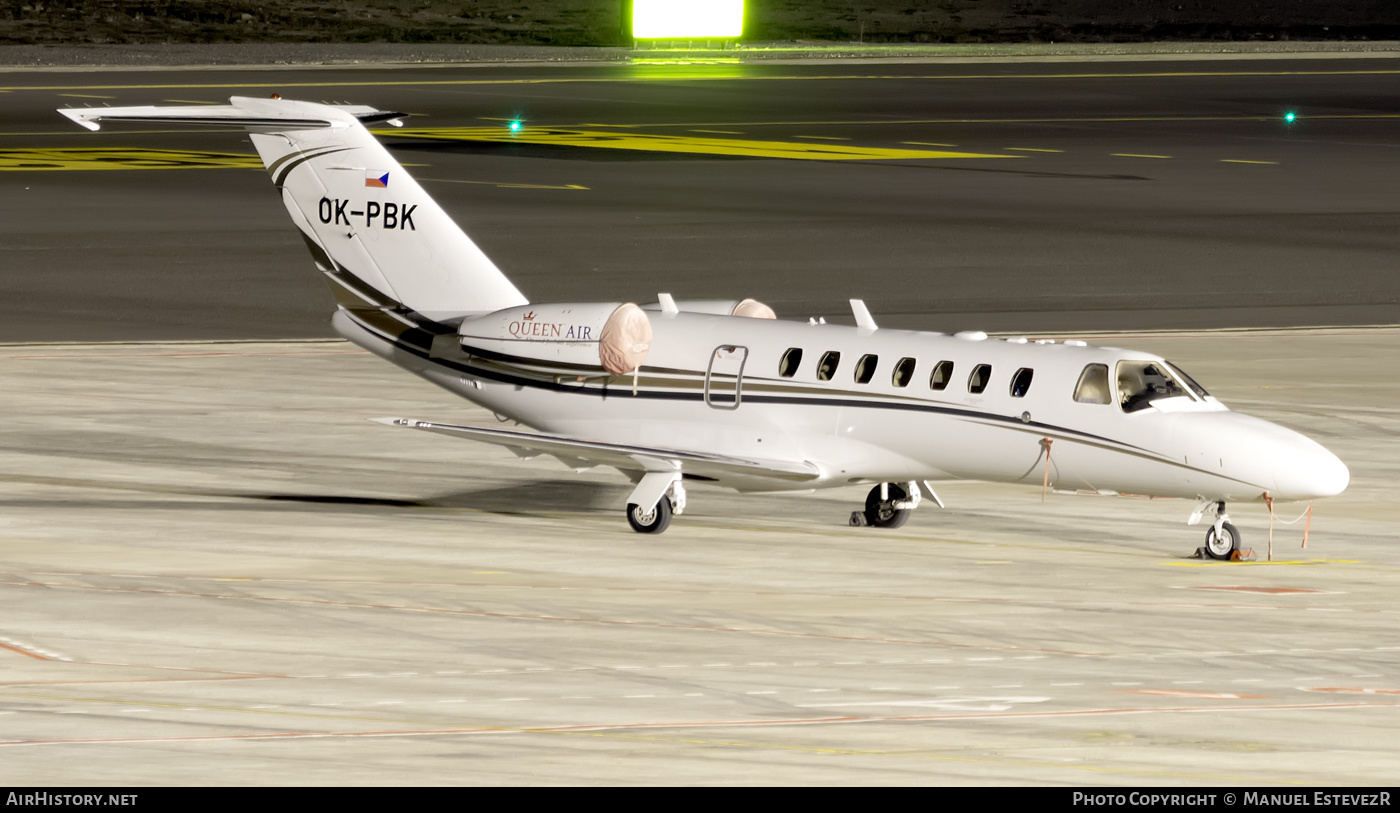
(370, 416, 415, 427)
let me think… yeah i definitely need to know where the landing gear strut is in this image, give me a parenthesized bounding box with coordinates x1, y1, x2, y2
(850, 482, 919, 529)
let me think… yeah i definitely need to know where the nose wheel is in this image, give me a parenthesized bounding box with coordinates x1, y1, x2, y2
(1203, 520, 1241, 560)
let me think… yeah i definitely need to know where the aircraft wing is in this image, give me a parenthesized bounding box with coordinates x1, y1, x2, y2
(372, 418, 822, 485)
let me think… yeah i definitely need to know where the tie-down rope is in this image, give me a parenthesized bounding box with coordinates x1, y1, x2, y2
(1262, 493, 1315, 562)
(1040, 438, 1054, 503)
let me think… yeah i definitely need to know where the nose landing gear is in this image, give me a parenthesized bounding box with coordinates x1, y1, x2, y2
(1190, 499, 1245, 560)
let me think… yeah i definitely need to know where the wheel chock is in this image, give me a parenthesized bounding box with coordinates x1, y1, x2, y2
(1189, 546, 1208, 559)
(1230, 548, 1257, 562)
(849, 511, 869, 527)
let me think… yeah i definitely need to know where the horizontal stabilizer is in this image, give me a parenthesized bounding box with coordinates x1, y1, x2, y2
(372, 418, 821, 483)
(58, 97, 407, 132)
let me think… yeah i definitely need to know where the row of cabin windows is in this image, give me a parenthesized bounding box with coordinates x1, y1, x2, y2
(778, 351, 1205, 409)
(778, 348, 1035, 398)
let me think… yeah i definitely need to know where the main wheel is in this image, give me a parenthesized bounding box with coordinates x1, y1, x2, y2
(863, 484, 911, 529)
(627, 497, 673, 534)
(1204, 521, 1241, 560)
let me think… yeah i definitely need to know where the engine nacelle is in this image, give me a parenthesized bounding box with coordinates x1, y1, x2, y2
(642, 298, 777, 319)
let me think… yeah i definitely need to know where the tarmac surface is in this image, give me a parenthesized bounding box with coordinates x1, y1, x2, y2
(2, 55, 1398, 341)
(0, 328, 1395, 785)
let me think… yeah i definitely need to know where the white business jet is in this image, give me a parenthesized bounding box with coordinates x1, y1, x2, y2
(61, 97, 1349, 555)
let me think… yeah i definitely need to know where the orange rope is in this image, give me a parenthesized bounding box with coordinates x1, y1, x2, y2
(1040, 438, 1053, 503)
(1264, 492, 1274, 562)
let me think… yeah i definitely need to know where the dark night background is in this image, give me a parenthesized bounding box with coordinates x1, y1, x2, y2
(4, 1, 1399, 47)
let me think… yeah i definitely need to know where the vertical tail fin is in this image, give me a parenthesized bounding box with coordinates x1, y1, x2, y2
(60, 96, 528, 317)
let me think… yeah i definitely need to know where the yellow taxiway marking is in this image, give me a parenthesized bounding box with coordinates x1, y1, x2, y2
(1006, 147, 1063, 153)
(418, 177, 588, 191)
(12, 67, 1400, 93)
(0, 147, 261, 171)
(1221, 158, 1279, 165)
(902, 141, 957, 147)
(1113, 153, 1172, 159)
(57, 93, 115, 99)
(381, 127, 1010, 161)
(1165, 559, 1359, 567)
(792, 134, 850, 140)
(689, 129, 743, 134)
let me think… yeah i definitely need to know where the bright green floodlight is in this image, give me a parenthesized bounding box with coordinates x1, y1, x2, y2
(509, 120, 522, 132)
(1284, 111, 1297, 123)
(632, 0, 744, 39)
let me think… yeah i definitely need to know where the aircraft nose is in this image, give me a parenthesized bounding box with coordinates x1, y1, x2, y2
(1173, 412, 1349, 501)
(1273, 438, 1349, 500)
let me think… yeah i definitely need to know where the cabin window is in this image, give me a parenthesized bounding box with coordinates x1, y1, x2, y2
(1010, 367, 1034, 397)
(1074, 364, 1111, 404)
(1167, 361, 1210, 398)
(891, 357, 916, 388)
(1116, 360, 1190, 413)
(854, 354, 878, 384)
(968, 364, 992, 394)
(817, 351, 841, 381)
(778, 348, 803, 378)
(929, 360, 954, 391)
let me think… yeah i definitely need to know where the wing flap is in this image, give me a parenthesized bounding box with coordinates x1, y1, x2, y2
(372, 418, 821, 483)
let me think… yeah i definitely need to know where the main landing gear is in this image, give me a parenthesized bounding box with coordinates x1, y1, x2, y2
(1189, 499, 1243, 560)
(850, 482, 939, 529)
(626, 478, 686, 535)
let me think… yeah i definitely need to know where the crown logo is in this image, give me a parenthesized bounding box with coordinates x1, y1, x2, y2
(522, 310, 536, 320)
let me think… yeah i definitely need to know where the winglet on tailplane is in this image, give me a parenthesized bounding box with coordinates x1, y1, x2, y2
(60, 97, 529, 318)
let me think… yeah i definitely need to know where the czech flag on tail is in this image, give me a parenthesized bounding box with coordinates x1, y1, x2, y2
(365, 170, 389, 188)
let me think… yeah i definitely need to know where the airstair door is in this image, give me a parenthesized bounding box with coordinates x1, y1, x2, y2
(704, 345, 748, 410)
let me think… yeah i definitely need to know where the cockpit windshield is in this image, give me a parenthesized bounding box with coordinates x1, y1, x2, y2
(1166, 361, 1210, 399)
(1116, 360, 1193, 413)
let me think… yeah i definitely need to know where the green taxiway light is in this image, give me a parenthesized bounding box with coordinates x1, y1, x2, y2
(509, 120, 522, 132)
(1284, 111, 1297, 123)
(632, 0, 744, 39)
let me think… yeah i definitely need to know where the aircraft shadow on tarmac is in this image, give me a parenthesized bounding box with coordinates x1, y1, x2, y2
(6, 430, 621, 514)
(0, 482, 620, 515)
(256, 479, 622, 514)
(253, 480, 620, 513)
(413, 479, 624, 512)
